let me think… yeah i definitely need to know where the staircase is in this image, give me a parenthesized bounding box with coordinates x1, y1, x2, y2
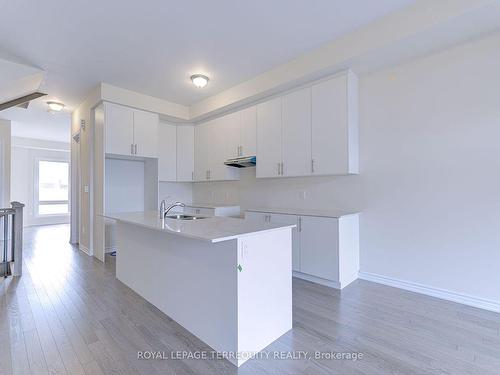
(0, 202, 24, 277)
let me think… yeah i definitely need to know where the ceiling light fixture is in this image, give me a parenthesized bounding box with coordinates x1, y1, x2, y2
(47, 101, 65, 112)
(190, 74, 209, 88)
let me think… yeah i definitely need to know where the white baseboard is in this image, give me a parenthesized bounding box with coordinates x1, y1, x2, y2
(79, 245, 91, 256)
(293, 271, 341, 289)
(359, 272, 500, 313)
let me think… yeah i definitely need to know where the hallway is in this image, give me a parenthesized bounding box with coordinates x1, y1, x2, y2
(1, 225, 500, 374)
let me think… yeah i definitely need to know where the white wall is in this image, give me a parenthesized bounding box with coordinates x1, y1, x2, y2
(0, 119, 11, 209)
(159, 182, 193, 206)
(0, 120, 11, 243)
(105, 158, 145, 213)
(10, 137, 70, 226)
(193, 32, 500, 304)
(71, 86, 100, 251)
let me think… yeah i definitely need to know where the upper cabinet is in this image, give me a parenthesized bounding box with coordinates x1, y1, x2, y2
(225, 106, 257, 159)
(104, 71, 358, 183)
(222, 111, 242, 160)
(176, 126, 194, 182)
(256, 97, 283, 178)
(104, 102, 159, 158)
(240, 106, 257, 157)
(158, 123, 194, 182)
(158, 122, 177, 181)
(282, 87, 312, 177)
(194, 121, 212, 181)
(105, 102, 134, 156)
(256, 70, 359, 178)
(133, 109, 159, 158)
(195, 118, 239, 182)
(312, 71, 358, 175)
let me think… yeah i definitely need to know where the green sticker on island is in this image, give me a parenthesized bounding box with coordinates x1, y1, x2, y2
(237, 264, 243, 272)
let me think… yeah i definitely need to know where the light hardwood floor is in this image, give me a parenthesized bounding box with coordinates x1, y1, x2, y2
(1, 224, 500, 374)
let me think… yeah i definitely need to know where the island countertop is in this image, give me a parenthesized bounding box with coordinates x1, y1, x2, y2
(103, 211, 295, 243)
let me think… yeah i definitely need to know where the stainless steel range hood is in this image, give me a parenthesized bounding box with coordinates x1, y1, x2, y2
(224, 156, 256, 168)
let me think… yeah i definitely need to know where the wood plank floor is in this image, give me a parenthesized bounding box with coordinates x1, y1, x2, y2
(1, 224, 500, 374)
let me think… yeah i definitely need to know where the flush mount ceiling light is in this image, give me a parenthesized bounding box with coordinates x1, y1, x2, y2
(47, 101, 65, 112)
(190, 74, 209, 88)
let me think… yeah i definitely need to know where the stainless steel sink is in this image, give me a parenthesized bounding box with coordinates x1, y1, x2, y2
(164, 214, 207, 220)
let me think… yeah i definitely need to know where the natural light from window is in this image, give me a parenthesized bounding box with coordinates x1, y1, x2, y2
(38, 160, 69, 215)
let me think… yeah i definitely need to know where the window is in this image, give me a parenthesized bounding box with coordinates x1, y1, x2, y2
(37, 160, 69, 215)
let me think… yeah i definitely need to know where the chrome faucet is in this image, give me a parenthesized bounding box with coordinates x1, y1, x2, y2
(162, 201, 186, 218)
(160, 199, 167, 218)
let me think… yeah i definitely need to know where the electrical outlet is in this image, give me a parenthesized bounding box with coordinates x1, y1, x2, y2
(84, 185, 89, 193)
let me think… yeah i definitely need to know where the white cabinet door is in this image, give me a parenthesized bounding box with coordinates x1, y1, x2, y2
(176, 125, 194, 182)
(282, 87, 312, 177)
(210, 116, 239, 181)
(133, 109, 159, 158)
(223, 111, 241, 159)
(312, 75, 349, 175)
(105, 102, 134, 156)
(299, 216, 339, 281)
(256, 97, 282, 178)
(158, 123, 176, 181)
(240, 106, 257, 157)
(270, 214, 300, 272)
(194, 122, 211, 181)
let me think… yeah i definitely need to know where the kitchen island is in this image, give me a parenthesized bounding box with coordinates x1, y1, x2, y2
(104, 211, 294, 367)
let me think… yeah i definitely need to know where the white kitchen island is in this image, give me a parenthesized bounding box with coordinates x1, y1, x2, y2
(104, 211, 294, 367)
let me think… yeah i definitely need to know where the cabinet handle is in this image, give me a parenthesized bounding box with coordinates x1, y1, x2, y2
(208, 170, 211, 180)
(134, 144, 137, 155)
(311, 159, 315, 173)
(280, 162, 284, 176)
(277, 163, 281, 176)
(131, 144, 134, 155)
(192, 171, 194, 181)
(298, 217, 302, 232)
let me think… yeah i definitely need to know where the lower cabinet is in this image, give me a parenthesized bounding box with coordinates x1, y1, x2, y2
(183, 206, 215, 216)
(244, 210, 359, 289)
(184, 205, 240, 217)
(246, 212, 301, 271)
(299, 216, 338, 281)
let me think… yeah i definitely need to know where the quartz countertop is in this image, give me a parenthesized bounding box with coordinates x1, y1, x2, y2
(245, 207, 359, 218)
(103, 211, 294, 243)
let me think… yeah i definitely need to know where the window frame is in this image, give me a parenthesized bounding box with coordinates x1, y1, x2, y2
(34, 157, 70, 217)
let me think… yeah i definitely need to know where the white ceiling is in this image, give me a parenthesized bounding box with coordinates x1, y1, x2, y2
(0, 99, 71, 143)
(0, 0, 414, 110)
